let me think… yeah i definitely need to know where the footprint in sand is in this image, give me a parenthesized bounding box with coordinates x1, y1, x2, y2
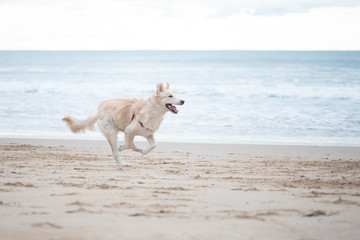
(31, 222, 62, 229)
(4, 182, 37, 188)
(66, 207, 102, 214)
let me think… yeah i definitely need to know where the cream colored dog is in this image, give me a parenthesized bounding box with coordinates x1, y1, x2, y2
(62, 83, 184, 167)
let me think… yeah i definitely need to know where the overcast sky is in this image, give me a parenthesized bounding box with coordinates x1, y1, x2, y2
(0, 0, 359, 50)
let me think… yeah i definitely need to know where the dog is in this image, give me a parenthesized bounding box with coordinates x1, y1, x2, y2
(62, 83, 184, 167)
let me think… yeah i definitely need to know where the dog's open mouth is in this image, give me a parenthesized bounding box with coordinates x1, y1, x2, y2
(166, 104, 178, 114)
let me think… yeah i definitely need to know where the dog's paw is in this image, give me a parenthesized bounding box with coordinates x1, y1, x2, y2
(141, 146, 156, 155)
(118, 145, 127, 152)
(133, 147, 144, 153)
(120, 161, 132, 167)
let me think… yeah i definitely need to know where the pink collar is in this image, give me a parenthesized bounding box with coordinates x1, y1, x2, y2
(131, 114, 152, 131)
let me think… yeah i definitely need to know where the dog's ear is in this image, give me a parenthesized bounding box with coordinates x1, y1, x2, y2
(165, 82, 170, 90)
(156, 83, 164, 93)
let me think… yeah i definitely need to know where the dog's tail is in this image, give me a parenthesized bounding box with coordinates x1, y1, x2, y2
(62, 115, 98, 134)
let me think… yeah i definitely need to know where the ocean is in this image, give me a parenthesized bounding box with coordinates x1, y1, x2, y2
(0, 51, 359, 146)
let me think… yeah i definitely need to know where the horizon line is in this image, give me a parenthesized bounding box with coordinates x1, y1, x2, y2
(1, 49, 360, 52)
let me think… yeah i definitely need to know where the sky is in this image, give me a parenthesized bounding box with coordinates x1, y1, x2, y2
(0, 0, 360, 50)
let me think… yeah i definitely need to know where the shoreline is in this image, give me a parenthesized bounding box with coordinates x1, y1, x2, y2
(1, 133, 359, 147)
(1, 137, 360, 239)
(1, 137, 359, 159)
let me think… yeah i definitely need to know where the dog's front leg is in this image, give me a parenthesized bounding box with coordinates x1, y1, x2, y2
(142, 135, 157, 155)
(119, 130, 143, 153)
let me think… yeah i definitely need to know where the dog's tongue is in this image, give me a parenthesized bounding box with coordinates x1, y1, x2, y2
(170, 105, 178, 113)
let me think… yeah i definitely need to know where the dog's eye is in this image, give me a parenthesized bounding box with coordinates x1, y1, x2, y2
(168, 95, 173, 98)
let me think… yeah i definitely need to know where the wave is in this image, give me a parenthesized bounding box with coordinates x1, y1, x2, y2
(1, 79, 359, 110)
(25, 89, 39, 93)
(187, 83, 360, 101)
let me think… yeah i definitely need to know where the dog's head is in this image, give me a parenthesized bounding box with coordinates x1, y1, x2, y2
(155, 83, 184, 114)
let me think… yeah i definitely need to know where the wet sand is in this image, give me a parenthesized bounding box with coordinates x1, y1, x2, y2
(1, 138, 359, 240)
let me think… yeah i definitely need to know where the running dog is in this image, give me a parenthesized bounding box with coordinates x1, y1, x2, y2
(62, 83, 184, 167)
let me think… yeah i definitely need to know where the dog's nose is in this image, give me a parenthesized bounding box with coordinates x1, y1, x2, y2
(180, 100, 185, 105)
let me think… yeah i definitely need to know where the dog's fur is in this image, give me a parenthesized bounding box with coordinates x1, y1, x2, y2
(62, 83, 184, 167)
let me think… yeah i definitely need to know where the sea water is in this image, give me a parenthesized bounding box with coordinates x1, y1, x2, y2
(0, 51, 359, 146)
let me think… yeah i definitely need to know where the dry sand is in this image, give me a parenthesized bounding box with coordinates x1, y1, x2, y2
(0, 138, 359, 240)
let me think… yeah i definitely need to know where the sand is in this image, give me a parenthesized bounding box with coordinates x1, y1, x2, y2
(0, 138, 359, 240)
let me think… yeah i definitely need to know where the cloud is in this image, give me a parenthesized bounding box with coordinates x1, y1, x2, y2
(68, 0, 360, 17)
(0, 0, 359, 50)
(1, 0, 360, 17)
(169, 0, 360, 16)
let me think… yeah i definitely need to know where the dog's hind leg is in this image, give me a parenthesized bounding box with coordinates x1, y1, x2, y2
(98, 117, 131, 167)
(141, 135, 157, 155)
(118, 131, 133, 152)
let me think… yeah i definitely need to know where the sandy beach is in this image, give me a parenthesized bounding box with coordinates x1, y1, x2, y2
(0, 138, 359, 240)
